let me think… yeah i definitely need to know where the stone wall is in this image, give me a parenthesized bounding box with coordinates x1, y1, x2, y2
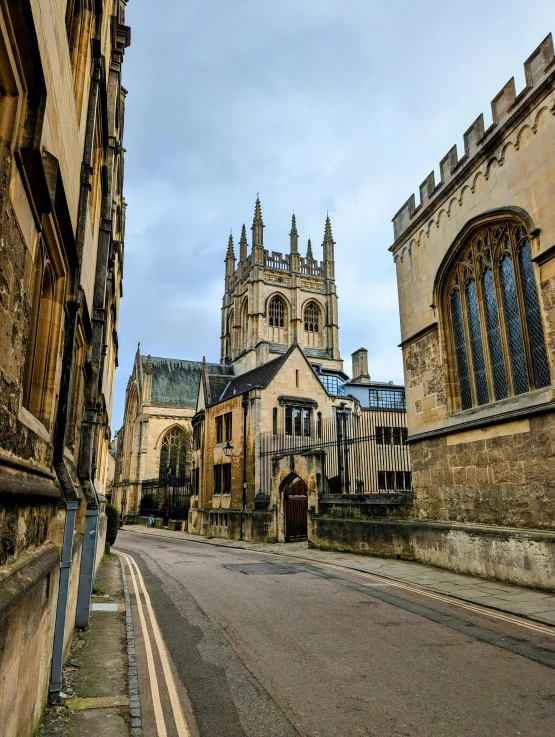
(310, 516, 555, 591)
(411, 413, 555, 529)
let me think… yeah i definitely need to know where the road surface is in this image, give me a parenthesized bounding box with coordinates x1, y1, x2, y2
(115, 530, 555, 737)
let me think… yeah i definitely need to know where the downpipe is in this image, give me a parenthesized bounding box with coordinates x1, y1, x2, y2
(49, 302, 81, 703)
(75, 486, 100, 629)
(240, 395, 249, 541)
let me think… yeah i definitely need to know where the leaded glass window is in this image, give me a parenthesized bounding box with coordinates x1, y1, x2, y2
(451, 290, 472, 410)
(444, 220, 551, 412)
(304, 302, 319, 333)
(499, 255, 528, 395)
(304, 301, 321, 348)
(159, 427, 190, 483)
(268, 296, 285, 327)
(481, 269, 507, 400)
(518, 240, 551, 389)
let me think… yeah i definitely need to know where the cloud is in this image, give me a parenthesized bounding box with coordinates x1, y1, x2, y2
(113, 0, 553, 429)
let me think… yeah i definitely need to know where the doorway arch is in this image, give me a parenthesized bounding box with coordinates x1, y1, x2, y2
(280, 474, 308, 542)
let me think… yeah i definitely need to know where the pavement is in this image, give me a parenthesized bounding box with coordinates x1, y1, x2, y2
(40, 553, 137, 737)
(115, 528, 555, 737)
(122, 524, 555, 627)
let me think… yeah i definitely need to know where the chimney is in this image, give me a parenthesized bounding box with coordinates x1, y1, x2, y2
(351, 348, 370, 383)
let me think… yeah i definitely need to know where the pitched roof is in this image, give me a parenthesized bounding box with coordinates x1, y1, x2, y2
(214, 348, 293, 404)
(141, 356, 232, 408)
(205, 374, 234, 406)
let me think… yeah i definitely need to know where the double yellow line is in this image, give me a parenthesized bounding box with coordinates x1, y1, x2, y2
(119, 552, 190, 737)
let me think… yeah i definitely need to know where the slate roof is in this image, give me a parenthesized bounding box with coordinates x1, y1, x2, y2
(141, 356, 233, 409)
(215, 348, 293, 404)
(205, 374, 234, 406)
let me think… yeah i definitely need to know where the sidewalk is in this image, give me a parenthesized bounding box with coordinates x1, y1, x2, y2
(40, 553, 139, 737)
(122, 525, 555, 628)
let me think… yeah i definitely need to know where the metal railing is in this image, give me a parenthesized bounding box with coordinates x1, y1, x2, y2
(139, 478, 192, 523)
(260, 408, 412, 495)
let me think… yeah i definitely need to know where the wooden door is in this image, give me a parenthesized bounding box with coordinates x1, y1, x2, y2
(286, 478, 308, 542)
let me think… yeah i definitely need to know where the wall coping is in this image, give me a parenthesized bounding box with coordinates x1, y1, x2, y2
(407, 396, 555, 444)
(0, 544, 60, 618)
(312, 516, 555, 543)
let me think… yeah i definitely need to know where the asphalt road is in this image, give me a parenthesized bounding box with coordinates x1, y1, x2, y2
(115, 531, 555, 737)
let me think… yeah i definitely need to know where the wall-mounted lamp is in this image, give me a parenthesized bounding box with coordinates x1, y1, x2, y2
(223, 441, 233, 458)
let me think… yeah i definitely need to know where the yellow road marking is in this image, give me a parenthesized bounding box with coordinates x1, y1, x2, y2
(124, 553, 190, 737)
(121, 530, 555, 639)
(120, 552, 167, 737)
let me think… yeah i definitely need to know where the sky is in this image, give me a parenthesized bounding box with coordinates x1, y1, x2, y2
(113, 0, 554, 430)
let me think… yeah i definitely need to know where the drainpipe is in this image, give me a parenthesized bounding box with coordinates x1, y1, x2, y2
(49, 300, 81, 703)
(240, 394, 249, 541)
(49, 54, 101, 702)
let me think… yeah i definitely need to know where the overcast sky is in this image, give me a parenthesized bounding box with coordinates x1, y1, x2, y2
(113, 0, 554, 429)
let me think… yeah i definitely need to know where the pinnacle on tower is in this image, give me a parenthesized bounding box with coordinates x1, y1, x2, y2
(306, 238, 314, 259)
(145, 354, 153, 374)
(226, 232, 235, 260)
(323, 212, 335, 262)
(239, 223, 248, 261)
(290, 213, 298, 254)
(251, 194, 264, 247)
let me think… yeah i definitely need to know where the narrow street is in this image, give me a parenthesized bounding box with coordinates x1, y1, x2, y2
(115, 530, 555, 737)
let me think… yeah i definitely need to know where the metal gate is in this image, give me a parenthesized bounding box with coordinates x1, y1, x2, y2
(139, 478, 191, 524)
(285, 477, 308, 542)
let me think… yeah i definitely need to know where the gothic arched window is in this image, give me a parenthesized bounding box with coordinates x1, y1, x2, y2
(269, 296, 285, 327)
(444, 220, 550, 411)
(303, 301, 321, 348)
(268, 295, 288, 343)
(159, 427, 190, 483)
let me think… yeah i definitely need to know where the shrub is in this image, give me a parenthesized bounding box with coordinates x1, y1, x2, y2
(105, 503, 120, 546)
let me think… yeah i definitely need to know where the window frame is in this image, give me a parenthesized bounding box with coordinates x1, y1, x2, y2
(441, 218, 551, 413)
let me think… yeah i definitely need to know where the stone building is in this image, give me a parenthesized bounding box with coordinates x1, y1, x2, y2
(111, 347, 228, 516)
(346, 347, 406, 411)
(0, 2, 130, 734)
(221, 198, 346, 389)
(188, 203, 411, 542)
(390, 34, 555, 589)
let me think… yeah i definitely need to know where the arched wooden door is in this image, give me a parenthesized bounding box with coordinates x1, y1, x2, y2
(285, 477, 308, 542)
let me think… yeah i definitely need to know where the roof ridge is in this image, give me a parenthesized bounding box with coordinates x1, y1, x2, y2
(141, 355, 223, 366)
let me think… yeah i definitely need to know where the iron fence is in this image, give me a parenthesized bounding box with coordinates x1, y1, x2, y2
(139, 478, 192, 523)
(260, 408, 411, 495)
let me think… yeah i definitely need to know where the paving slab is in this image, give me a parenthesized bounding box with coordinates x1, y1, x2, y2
(40, 553, 135, 737)
(122, 525, 555, 628)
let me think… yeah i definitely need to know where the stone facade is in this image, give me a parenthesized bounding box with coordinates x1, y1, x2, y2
(221, 198, 344, 381)
(388, 34, 555, 583)
(0, 2, 130, 734)
(190, 345, 355, 542)
(112, 348, 229, 516)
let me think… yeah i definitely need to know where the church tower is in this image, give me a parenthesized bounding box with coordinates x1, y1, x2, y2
(221, 197, 343, 377)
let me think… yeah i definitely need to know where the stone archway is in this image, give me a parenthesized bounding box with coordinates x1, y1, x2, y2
(280, 474, 308, 542)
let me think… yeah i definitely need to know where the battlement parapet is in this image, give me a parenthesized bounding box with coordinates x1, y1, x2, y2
(392, 34, 555, 245)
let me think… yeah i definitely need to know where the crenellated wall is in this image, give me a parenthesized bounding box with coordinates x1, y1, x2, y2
(388, 31, 555, 569)
(392, 34, 555, 244)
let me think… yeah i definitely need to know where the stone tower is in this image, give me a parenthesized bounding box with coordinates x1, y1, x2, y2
(221, 197, 343, 375)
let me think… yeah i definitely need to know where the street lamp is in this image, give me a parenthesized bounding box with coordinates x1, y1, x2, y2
(223, 441, 233, 458)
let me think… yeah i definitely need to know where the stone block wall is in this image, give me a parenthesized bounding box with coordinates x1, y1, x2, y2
(411, 413, 555, 529)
